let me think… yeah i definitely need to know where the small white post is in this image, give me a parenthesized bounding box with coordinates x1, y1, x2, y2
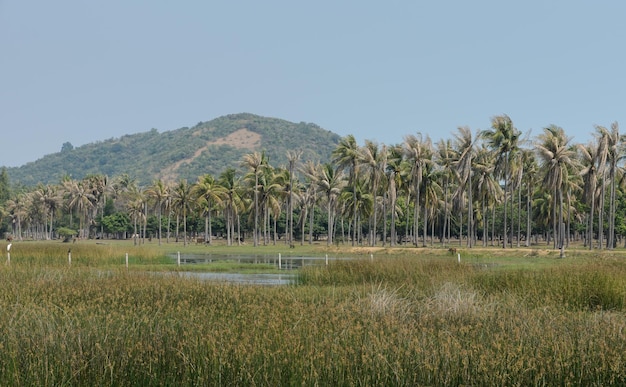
(6, 243, 11, 265)
(125, 253, 129, 269)
(370, 253, 373, 262)
(457, 253, 461, 264)
(177, 251, 181, 266)
(325, 254, 328, 266)
(278, 253, 282, 270)
(68, 249, 72, 266)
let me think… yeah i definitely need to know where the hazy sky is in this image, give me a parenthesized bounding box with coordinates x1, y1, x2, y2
(1, 1, 625, 167)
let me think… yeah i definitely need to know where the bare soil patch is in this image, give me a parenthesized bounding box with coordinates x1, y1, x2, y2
(162, 129, 261, 181)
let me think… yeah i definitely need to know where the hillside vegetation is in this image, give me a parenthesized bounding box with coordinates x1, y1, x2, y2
(6, 113, 341, 186)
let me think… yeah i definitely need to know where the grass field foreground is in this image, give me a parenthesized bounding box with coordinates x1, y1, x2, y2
(0, 241, 626, 385)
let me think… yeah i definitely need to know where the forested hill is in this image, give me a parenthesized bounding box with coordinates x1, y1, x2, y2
(6, 113, 342, 187)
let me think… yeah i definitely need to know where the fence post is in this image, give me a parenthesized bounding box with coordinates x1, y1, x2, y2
(125, 253, 129, 269)
(278, 253, 282, 270)
(177, 251, 181, 266)
(325, 254, 328, 266)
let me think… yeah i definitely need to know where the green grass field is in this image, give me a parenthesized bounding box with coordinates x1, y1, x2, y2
(1, 239, 626, 385)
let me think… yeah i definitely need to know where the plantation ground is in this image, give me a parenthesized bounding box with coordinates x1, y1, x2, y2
(1, 240, 626, 385)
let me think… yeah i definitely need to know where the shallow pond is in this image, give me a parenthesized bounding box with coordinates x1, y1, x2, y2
(169, 253, 348, 270)
(172, 271, 296, 286)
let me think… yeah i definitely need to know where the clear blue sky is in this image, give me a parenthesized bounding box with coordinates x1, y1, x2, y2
(1, 1, 625, 167)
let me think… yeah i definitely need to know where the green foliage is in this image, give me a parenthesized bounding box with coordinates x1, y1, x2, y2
(5, 114, 341, 187)
(57, 227, 77, 241)
(100, 213, 131, 235)
(0, 167, 9, 205)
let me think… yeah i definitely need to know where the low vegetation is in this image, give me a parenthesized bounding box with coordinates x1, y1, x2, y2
(1, 241, 626, 385)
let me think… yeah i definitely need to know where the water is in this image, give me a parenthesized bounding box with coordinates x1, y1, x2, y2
(167, 253, 353, 285)
(169, 253, 344, 269)
(173, 271, 296, 286)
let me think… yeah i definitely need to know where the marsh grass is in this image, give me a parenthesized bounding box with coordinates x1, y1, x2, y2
(4, 241, 168, 268)
(1, 242, 626, 385)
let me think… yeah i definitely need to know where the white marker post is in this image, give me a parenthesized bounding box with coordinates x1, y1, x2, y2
(6, 243, 11, 265)
(278, 253, 282, 270)
(325, 254, 328, 266)
(177, 251, 181, 266)
(125, 253, 129, 269)
(68, 249, 72, 266)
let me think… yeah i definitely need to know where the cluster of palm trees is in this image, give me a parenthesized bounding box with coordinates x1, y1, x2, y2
(2, 115, 624, 251)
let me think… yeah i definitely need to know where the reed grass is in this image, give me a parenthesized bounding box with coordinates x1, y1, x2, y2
(1, 242, 626, 385)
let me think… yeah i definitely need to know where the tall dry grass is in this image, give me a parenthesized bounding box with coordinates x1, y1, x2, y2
(0, 246, 626, 385)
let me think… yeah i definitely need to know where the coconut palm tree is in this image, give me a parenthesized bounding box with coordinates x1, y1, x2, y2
(144, 179, 169, 245)
(435, 139, 456, 245)
(5, 193, 28, 240)
(536, 125, 577, 257)
(452, 126, 478, 247)
(404, 133, 432, 246)
(312, 163, 344, 246)
(420, 161, 441, 246)
(218, 168, 244, 246)
(339, 176, 373, 245)
(241, 152, 266, 247)
(192, 174, 224, 245)
(172, 179, 193, 246)
(482, 115, 521, 248)
(300, 160, 321, 245)
(286, 150, 302, 247)
(385, 145, 405, 247)
(596, 122, 623, 249)
(578, 140, 601, 249)
(520, 149, 538, 246)
(258, 165, 283, 245)
(359, 140, 385, 246)
(32, 184, 62, 239)
(332, 135, 360, 246)
(473, 145, 502, 246)
(88, 174, 111, 239)
(127, 195, 145, 245)
(65, 179, 96, 238)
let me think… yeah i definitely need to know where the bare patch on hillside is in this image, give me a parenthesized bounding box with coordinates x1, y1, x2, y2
(161, 128, 261, 181)
(207, 128, 261, 149)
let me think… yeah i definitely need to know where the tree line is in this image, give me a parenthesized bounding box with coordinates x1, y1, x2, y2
(0, 114, 624, 252)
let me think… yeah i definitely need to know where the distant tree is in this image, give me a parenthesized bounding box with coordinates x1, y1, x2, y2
(145, 179, 169, 245)
(61, 142, 74, 152)
(172, 179, 193, 246)
(101, 213, 130, 238)
(536, 125, 577, 257)
(192, 174, 225, 245)
(57, 227, 77, 242)
(0, 167, 10, 205)
(332, 135, 360, 246)
(241, 152, 266, 247)
(482, 115, 522, 248)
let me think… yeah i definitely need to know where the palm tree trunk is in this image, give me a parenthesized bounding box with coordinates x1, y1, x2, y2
(503, 154, 509, 249)
(526, 184, 532, 247)
(599, 182, 605, 249)
(308, 202, 314, 244)
(589, 189, 595, 250)
(423, 205, 428, 247)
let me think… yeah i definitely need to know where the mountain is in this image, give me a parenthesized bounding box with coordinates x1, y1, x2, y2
(6, 113, 343, 187)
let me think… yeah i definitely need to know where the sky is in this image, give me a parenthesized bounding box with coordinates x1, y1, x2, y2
(1, 1, 625, 167)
